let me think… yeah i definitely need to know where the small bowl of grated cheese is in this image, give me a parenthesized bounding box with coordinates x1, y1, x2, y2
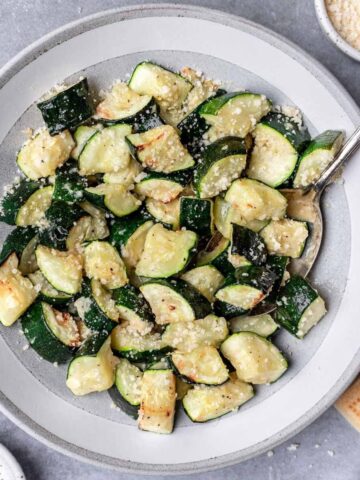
(315, 0, 360, 62)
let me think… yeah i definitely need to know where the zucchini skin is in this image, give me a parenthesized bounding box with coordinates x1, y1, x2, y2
(108, 386, 139, 419)
(75, 330, 109, 357)
(299, 130, 343, 157)
(265, 255, 289, 302)
(113, 284, 154, 324)
(273, 276, 318, 334)
(80, 279, 116, 333)
(0, 179, 40, 225)
(231, 225, 267, 266)
(115, 346, 171, 363)
(110, 209, 152, 249)
(261, 112, 310, 153)
(179, 197, 213, 238)
(37, 79, 93, 135)
(21, 302, 74, 363)
(53, 161, 87, 203)
(0, 226, 38, 265)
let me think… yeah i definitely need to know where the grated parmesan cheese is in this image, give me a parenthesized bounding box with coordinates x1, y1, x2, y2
(326, 0, 360, 50)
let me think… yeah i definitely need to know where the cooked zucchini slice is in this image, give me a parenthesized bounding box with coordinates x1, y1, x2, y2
(194, 137, 247, 198)
(171, 346, 229, 385)
(85, 183, 141, 218)
(0, 227, 38, 273)
(113, 284, 154, 334)
(22, 302, 80, 362)
(84, 241, 127, 290)
(138, 369, 177, 434)
(294, 130, 344, 188)
(114, 359, 143, 418)
(29, 271, 72, 305)
(0, 253, 37, 326)
(66, 215, 109, 251)
(225, 178, 287, 223)
(66, 333, 116, 396)
(53, 161, 87, 204)
(129, 62, 192, 115)
(72, 125, 101, 160)
(179, 197, 214, 237)
(214, 266, 276, 317)
(183, 374, 254, 422)
(74, 278, 118, 332)
(127, 125, 194, 173)
(273, 276, 326, 338)
(103, 157, 142, 187)
(37, 78, 93, 135)
(260, 219, 308, 258)
(199, 92, 271, 141)
(111, 323, 168, 362)
(36, 245, 83, 295)
(181, 265, 224, 302)
(145, 197, 180, 229)
(78, 124, 132, 175)
(247, 112, 311, 187)
(17, 129, 74, 179)
(135, 223, 197, 278)
(196, 234, 234, 276)
(140, 278, 212, 325)
(162, 314, 228, 352)
(176, 378, 192, 400)
(221, 332, 288, 384)
(231, 224, 267, 266)
(135, 171, 189, 203)
(230, 313, 278, 337)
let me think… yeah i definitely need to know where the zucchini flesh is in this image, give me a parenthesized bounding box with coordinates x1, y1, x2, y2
(111, 323, 167, 362)
(66, 334, 116, 396)
(78, 124, 132, 175)
(221, 332, 288, 384)
(162, 314, 228, 352)
(37, 78, 93, 135)
(0, 253, 37, 326)
(181, 265, 224, 302)
(145, 197, 180, 229)
(127, 125, 194, 173)
(183, 374, 254, 422)
(294, 130, 344, 188)
(17, 129, 74, 179)
(140, 278, 211, 325)
(72, 125, 101, 160)
(230, 313, 278, 337)
(66, 215, 109, 251)
(84, 241, 128, 290)
(85, 183, 141, 218)
(199, 92, 271, 141)
(172, 346, 229, 385)
(114, 359, 143, 417)
(16, 185, 54, 227)
(194, 137, 247, 198)
(179, 197, 214, 237)
(260, 219, 309, 258)
(113, 284, 154, 334)
(231, 224, 267, 266)
(196, 234, 234, 276)
(138, 369, 176, 434)
(36, 245, 83, 295)
(274, 276, 326, 338)
(225, 178, 287, 223)
(0, 179, 40, 226)
(135, 223, 197, 278)
(103, 157, 142, 187)
(29, 271, 72, 305)
(135, 172, 187, 203)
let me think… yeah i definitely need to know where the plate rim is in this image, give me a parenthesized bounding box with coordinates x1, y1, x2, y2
(0, 3, 359, 475)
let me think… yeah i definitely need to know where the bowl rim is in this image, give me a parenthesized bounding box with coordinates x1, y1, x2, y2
(314, 0, 360, 62)
(0, 3, 360, 475)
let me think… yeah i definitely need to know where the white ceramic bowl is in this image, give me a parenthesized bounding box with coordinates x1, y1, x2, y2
(315, 0, 360, 62)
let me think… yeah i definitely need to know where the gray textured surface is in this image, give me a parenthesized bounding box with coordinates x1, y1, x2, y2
(0, 0, 359, 478)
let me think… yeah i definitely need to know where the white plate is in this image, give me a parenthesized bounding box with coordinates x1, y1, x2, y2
(0, 444, 25, 480)
(0, 4, 359, 475)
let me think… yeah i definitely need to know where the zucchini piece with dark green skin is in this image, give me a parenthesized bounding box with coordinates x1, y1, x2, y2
(179, 197, 214, 238)
(53, 161, 87, 204)
(194, 137, 247, 199)
(231, 225, 267, 266)
(28, 271, 73, 305)
(140, 278, 212, 325)
(196, 234, 234, 276)
(111, 323, 170, 362)
(113, 284, 154, 334)
(0, 227, 38, 270)
(21, 301, 80, 363)
(145, 197, 180, 230)
(37, 78, 93, 135)
(171, 346, 229, 385)
(72, 125, 101, 160)
(293, 130, 344, 188)
(214, 265, 276, 317)
(84, 183, 141, 218)
(0, 179, 41, 225)
(75, 279, 117, 333)
(260, 219, 309, 258)
(66, 332, 115, 396)
(273, 276, 326, 338)
(260, 255, 289, 306)
(109, 359, 143, 419)
(229, 314, 279, 337)
(135, 171, 190, 203)
(181, 265, 224, 303)
(247, 112, 311, 188)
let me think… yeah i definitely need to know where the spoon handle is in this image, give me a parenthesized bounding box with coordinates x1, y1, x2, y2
(314, 126, 360, 193)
